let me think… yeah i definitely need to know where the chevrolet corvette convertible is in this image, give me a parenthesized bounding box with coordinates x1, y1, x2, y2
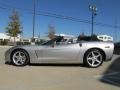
(5, 37, 114, 68)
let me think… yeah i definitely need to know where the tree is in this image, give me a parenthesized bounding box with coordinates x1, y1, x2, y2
(6, 10, 22, 42)
(48, 25, 56, 40)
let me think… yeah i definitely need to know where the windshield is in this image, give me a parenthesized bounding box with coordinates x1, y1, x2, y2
(42, 36, 63, 45)
(42, 40, 54, 45)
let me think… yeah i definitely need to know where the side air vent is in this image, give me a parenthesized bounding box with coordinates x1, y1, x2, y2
(105, 46, 110, 48)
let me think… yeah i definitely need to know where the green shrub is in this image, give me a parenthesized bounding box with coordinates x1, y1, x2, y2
(0, 40, 8, 45)
(23, 42, 31, 45)
(17, 41, 23, 45)
(16, 41, 31, 45)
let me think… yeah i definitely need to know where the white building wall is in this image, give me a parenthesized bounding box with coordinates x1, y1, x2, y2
(0, 33, 9, 40)
(0, 33, 21, 42)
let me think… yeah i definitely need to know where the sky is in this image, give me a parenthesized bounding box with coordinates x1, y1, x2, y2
(0, 0, 120, 41)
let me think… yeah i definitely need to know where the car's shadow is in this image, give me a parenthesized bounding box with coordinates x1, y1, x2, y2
(5, 62, 86, 67)
(29, 63, 85, 67)
(100, 55, 120, 87)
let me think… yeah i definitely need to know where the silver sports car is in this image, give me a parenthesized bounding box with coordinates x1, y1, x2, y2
(5, 37, 114, 68)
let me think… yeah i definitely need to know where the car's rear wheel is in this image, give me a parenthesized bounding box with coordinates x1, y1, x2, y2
(84, 49, 104, 68)
(11, 49, 29, 66)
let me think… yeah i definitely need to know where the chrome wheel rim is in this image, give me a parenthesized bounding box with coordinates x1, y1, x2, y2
(12, 51, 26, 65)
(87, 50, 103, 67)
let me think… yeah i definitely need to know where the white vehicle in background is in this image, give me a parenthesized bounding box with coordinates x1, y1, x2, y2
(97, 35, 113, 42)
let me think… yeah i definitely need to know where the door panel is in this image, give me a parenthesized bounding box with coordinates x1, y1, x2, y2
(41, 44, 80, 63)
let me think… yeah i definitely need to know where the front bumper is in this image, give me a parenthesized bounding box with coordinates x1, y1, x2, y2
(5, 49, 11, 63)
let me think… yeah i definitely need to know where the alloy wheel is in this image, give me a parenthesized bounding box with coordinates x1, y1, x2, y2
(12, 51, 27, 66)
(86, 50, 103, 67)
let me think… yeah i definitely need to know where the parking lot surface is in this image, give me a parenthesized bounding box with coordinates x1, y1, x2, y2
(0, 46, 120, 90)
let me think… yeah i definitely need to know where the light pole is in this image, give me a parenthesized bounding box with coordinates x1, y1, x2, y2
(114, 18, 118, 42)
(32, 0, 36, 44)
(89, 5, 97, 36)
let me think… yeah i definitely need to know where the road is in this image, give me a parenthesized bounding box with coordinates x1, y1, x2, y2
(0, 46, 120, 90)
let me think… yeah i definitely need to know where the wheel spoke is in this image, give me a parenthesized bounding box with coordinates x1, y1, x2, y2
(20, 59, 24, 64)
(22, 56, 26, 60)
(92, 52, 95, 57)
(91, 60, 95, 66)
(95, 54, 101, 58)
(95, 59, 101, 63)
(18, 52, 21, 57)
(87, 57, 92, 60)
(15, 59, 21, 63)
(14, 56, 19, 59)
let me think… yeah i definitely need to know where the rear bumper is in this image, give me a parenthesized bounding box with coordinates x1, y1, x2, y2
(105, 57, 113, 62)
(104, 53, 114, 62)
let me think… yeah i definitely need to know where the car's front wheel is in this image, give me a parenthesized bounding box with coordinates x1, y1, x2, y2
(11, 49, 29, 66)
(84, 49, 104, 68)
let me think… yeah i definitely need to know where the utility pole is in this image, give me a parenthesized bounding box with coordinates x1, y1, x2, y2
(89, 4, 97, 36)
(38, 32, 41, 41)
(32, 0, 36, 44)
(114, 18, 118, 42)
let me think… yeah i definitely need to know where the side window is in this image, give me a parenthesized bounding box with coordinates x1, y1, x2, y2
(56, 38, 67, 45)
(42, 40, 54, 45)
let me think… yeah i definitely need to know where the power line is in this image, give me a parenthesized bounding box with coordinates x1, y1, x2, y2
(0, 3, 120, 29)
(0, 2, 90, 23)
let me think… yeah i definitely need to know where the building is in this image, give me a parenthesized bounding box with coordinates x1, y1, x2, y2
(0, 33, 21, 42)
(0, 33, 9, 41)
(21, 38, 31, 42)
(97, 35, 113, 41)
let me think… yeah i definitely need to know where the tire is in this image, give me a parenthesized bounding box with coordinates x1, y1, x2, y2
(11, 49, 29, 66)
(84, 49, 104, 68)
